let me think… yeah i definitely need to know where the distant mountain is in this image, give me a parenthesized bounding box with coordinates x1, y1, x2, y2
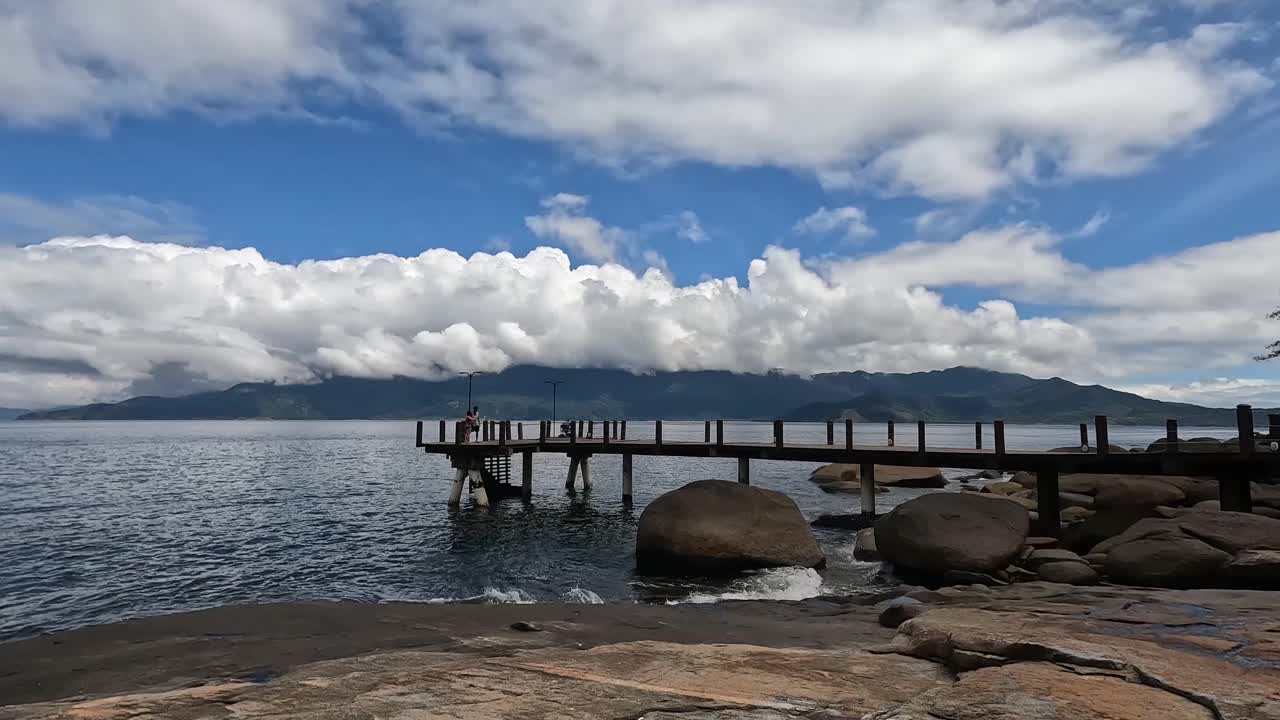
(17, 366, 1275, 425)
(0, 407, 31, 420)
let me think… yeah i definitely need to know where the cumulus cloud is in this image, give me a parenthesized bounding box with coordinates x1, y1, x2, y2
(1070, 209, 1110, 238)
(0, 1, 1270, 199)
(794, 206, 876, 242)
(1116, 378, 1280, 408)
(3, 223, 1278, 408)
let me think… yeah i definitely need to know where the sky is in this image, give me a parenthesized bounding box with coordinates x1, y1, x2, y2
(1, 0, 1280, 409)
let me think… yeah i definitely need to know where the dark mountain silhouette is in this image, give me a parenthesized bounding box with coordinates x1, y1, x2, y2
(17, 366, 1274, 425)
(0, 407, 31, 420)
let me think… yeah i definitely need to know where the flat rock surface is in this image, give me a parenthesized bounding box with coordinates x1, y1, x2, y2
(3, 585, 1278, 720)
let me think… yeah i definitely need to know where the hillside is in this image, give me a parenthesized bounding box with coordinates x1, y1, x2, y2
(17, 366, 1274, 425)
(0, 407, 31, 421)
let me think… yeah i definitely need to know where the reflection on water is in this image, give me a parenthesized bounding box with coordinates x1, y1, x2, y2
(0, 420, 1231, 640)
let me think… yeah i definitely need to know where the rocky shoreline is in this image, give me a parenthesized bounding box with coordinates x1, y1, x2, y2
(2, 582, 1277, 719)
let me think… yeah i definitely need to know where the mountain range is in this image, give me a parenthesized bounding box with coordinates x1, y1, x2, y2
(16, 366, 1275, 425)
(0, 407, 31, 421)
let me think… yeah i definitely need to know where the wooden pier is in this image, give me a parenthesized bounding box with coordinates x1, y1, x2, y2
(416, 406, 1280, 537)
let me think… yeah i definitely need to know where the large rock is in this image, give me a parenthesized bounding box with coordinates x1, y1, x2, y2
(1224, 550, 1280, 588)
(1062, 507, 1161, 553)
(809, 463, 945, 493)
(1104, 535, 1231, 588)
(875, 493, 1029, 577)
(636, 480, 824, 575)
(981, 480, 1022, 496)
(1056, 474, 1187, 509)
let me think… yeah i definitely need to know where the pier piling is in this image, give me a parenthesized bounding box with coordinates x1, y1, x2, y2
(860, 462, 876, 517)
(738, 456, 750, 485)
(887, 420, 895, 447)
(975, 421, 983, 450)
(1095, 416, 1109, 456)
(826, 420, 834, 445)
(1036, 468, 1061, 536)
(994, 421, 1005, 456)
(845, 419, 853, 450)
(917, 421, 926, 453)
(1079, 423, 1088, 451)
(521, 452, 533, 503)
(1166, 419, 1179, 453)
(622, 453, 633, 503)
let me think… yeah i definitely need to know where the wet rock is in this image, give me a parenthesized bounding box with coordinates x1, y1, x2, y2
(1148, 437, 1226, 453)
(854, 527, 880, 562)
(636, 480, 825, 575)
(875, 493, 1028, 577)
(811, 513, 875, 530)
(1082, 553, 1107, 564)
(999, 495, 1039, 511)
(877, 597, 925, 628)
(1195, 499, 1221, 511)
(510, 621, 542, 632)
(1004, 565, 1039, 582)
(1036, 561, 1099, 585)
(1255, 506, 1280, 520)
(1058, 491, 1094, 509)
(1024, 536, 1059, 549)
(1061, 507, 1092, 523)
(1010, 471, 1036, 488)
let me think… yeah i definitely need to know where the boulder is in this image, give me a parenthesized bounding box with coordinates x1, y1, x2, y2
(1194, 500, 1220, 511)
(853, 527, 880, 561)
(1223, 550, 1280, 588)
(1037, 561, 1099, 585)
(1058, 491, 1094, 509)
(1009, 471, 1036, 489)
(1154, 476, 1221, 505)
(874, 493, 1029, 577)
(1060, 506, 1092, 523)
(1024, 536, 1059, 549)
(980, 481, 1022, 496)
(1104, 535, 1231, 588)
(1062, 508, 1161, 553)
(808, 464, 946, 493)
(1090, 476, 1185, 509)
(999, 495, 1039, 511)
(877, 596, 924, 628)
(1255, 506, 1280, 519)
(941, 570, 1006, 586)
(1147, 437, 1226, 453)
(1024, 548, 1085, 570)
(636, 480, 824, 575)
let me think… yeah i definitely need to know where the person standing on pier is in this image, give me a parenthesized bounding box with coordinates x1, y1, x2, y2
(464, 406, 479, 443)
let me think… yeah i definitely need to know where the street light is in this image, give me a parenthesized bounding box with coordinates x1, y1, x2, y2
(544, 380, 564, 423)
(459, 371, 484, 410)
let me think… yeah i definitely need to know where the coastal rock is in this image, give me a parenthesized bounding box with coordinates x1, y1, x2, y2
(808, 464, 946, 494)
(1091, 476, 1185, 509)
(1155, 476, 1222, 504)
(1036, 561, 1099, 585)
(1024, 536, 1059, 549)
(1104, 535, 1231, 588)
(999, 495, 1039, 511)
(1093, 511, 1280, 556)
(1224, 550, 1280, 588)
(1062, 508, 1161, 553)
(877, 596, 925, 628)
(811, 513, 875, 530)
(1058, 491, 1094, 509)
(941, 570, 1005, 587)
(636, 480, 824, 575)
(1147, 437, 1226, 453)
(1010, 471, 1036, 489)
(854, 527, 880, 561)
(1024, 548, 1085, 569)
(980, 481, 1022, 496)
(875, 493, 1029, 577)
(1060, 506, 1092, 523)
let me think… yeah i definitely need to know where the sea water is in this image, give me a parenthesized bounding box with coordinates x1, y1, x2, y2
(0, 420, 1237, 640)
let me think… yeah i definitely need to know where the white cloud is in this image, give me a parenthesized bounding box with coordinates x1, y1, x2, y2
(1116, 378, 1280, 408)
(1071, 209, 1110, 238)
(676, 211, 708, 243)
(793, 206, 875, 242)
(0, 1, 1269, 200)
(524, 193, 624, 263)
(0, 192, 203, 245)
(3, 222, 1279, 408)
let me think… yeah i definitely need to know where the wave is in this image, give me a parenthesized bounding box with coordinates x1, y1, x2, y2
(672, 566, 827, 604)
(413, 587, 538, 604)
(562, 587, 604, 604)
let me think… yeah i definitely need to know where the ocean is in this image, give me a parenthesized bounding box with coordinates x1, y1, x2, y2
(0, 420, 1238, 640)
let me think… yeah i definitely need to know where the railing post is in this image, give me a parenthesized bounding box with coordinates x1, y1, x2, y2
(826, 420, 834, 445)
(602, 419, 610, 444)
(1036, 468, 1061, 537)
(737, 456, 750, 485)
(522, 451, 533, 503)
(1165, 419, 1178, 453)
(774, 420, 784, 448)
(917, 421, 926, 453)
(1095, 416, 1109, 456)
(439, 419, 446, 442)
(704, 420, 711, 443)
(994, 420, 1006, 457)
(416, 420, 423, 447)
(887, 420, 895, 447)
(539, 420, 546, 441)
(454, 421, 463, 445)
(589, 420, 595, 438)
(570, 422, 577, 445)
(499, 421, 507, 446)
(1270, 413, 1280, 439)
(1078, 423, 1088, 451)
(975, 421, 983, 450)
(517, 422, 524, 440)
(716, 419, 724, 446)
(1237, 405, 1255, 457)
(655, 420, 663, 446)
(845, 419, 853, 450)
(621, 420, 627, 440)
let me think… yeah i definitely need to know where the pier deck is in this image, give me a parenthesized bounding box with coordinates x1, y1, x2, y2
(415, 410, 1280, 537)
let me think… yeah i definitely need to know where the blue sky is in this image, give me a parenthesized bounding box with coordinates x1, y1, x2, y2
(1, 0, 1279, 408)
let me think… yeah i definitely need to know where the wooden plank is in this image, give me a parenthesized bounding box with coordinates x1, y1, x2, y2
(826, 420, 834, 445)
(1238, 404, 1255, 457)
(845, 419, 853, 450)
(975, 421, 983, 450)
(1166, 419, 1178, 453)
(716, 419, 724, 446)
(1096, 416, 1109, 456)
(416, 420, 423, 447)
(917, 421, 926, 453)
(704, 420, 711, 443)
(774, 420, 784, 448)
(655, 420, 663, 446)
(994, 421, 1005, 456)
(737, 456, 750, 485)
(439, 420, 446, 443)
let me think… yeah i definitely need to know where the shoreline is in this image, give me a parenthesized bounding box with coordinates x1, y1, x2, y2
(3, 584, 1278, 719)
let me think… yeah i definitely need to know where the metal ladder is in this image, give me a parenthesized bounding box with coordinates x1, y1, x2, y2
(483, 455, 511, 485)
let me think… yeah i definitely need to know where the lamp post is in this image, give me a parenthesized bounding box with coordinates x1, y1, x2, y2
(544, 380, 564, 423)
(459, 371, 483, 410)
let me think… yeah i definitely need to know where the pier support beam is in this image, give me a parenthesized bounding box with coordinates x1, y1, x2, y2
(622, 453, 634, 504)
(1035, 468, 1061, 537)
(860, 462, 876, 517)
(581, 456, 592, 491)
(468, 468, 490, 508)
(738, 456, 750, 485)
(521, 451, 533, 503)
(565, 455, 592, 493)
(449, 467, 466, 507)
(565, 456, 580, 492)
